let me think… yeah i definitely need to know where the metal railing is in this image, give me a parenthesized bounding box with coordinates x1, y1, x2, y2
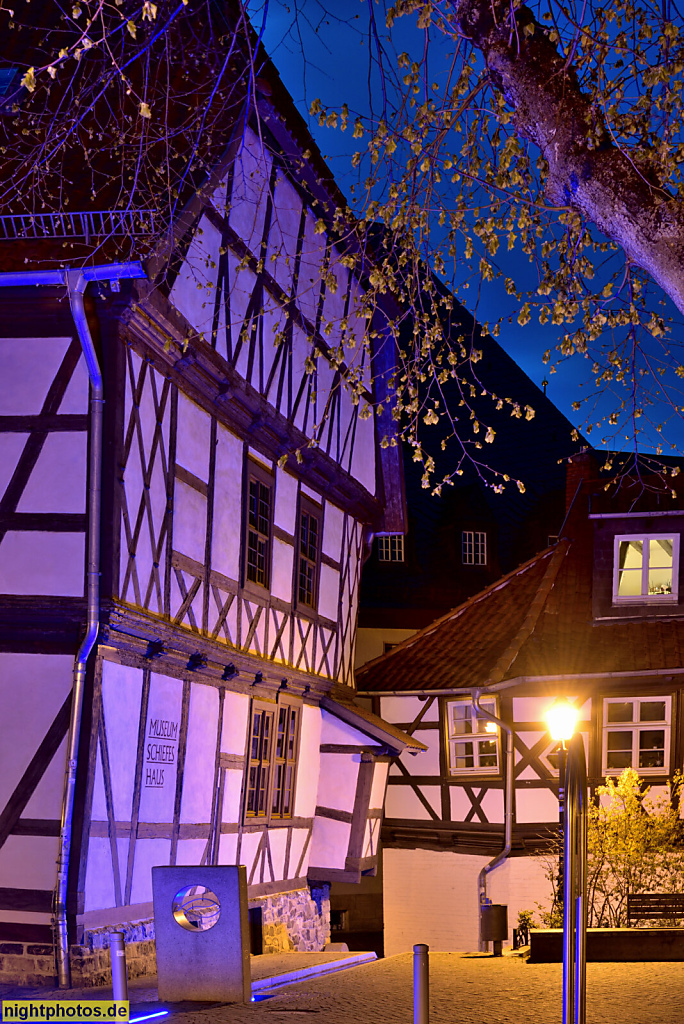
(563, 732, 588, 1024)
(0, 209, 155, 242)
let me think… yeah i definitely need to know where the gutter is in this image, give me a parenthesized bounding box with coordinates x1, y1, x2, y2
(0, 262, 145, 988)
(471, 690, 514, 953)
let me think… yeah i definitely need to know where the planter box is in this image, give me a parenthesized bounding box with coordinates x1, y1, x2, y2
(529, 928, 684, 963)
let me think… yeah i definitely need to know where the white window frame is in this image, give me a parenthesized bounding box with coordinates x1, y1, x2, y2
(462, 530, 487, 566)
(612, 533, 679, 604)
(601, 696, 672, 777)
(377, 534, 405, 562)
(446, 697, 500, 775)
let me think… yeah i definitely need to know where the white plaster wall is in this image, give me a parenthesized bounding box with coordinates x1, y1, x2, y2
(168, 215, 221, 340)
(317, 564, 339, 623)
(272, 538, 294, 602)
(268, 827, 288, 881)
(293, 704, 321, 819)
(319, 708, 372, 747)
(0, 653, 73, 813)
(377, 694, 432, 722)
(138, 673, 183, 824)
(84, 837, 116, 912)
(0, 530, 84, 595)
(0, 835, 60, 890)
(173, 480, 207, 566)
(308, 816, 350, 871)
(176, 393, 211, 481)
(16, 432, 87, 513)
(267, 172, 302, 293)
(0, 337, 71, 414)
(296, 211, 324, 325)
(383, 847, 553, 955)
(316, 753, 359, 813)
(369, 761, 389, 810)
(288, 828, 310, 876)
(211, 424, 243, 581)
(516, 787, 562, 823)
(222, 769, 244, 824)
(0, 433, 28, 499)
(180, 682, 219, 823)
(101, 661, 144, 822)
(130, 838, 172, 905)
(384, 784, 441, 821)
(321, 503, 343, 562)
(218, 833, 238, 865)
(350, 410, 376, 495)
(221, 691, 249, 755)
(229, 128, 273, 255)
(397, 737, 440, 776)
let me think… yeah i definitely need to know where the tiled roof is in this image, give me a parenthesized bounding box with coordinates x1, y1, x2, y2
(356, 508, 684, 693)
(355, 545, 567, 692)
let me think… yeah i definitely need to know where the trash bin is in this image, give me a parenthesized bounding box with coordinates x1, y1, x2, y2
(480, 903, 508, 956)
(152, 865, 251, 1002)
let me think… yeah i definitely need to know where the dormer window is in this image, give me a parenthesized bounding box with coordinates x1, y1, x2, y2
(613, 534, 679, 603)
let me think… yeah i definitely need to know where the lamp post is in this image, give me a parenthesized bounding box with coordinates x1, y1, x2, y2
(545, 698, 579, 912)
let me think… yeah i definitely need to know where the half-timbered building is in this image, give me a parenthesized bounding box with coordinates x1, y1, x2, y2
(0, 8, 423, 986)
(357, 451, 684, 955)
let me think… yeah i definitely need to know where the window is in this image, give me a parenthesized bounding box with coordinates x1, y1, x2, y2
(297, 497, 321, 608)
(245, 463, 273, 588)
(613, 534, 679, 603)
(245, 701, 300, 821)
(377, 534, 405, 562)
(446, 697, 499, 774)
(602, 697, 671, 776)
(462, 530, 487, 565)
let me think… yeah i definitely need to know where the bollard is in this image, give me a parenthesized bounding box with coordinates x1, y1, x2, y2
(109, 931, 129, 1002)
(413, 943, 429, 1024)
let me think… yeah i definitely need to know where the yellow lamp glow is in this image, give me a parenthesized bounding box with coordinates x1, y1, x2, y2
(545, 697, 579, 742)
(484, 721, 498, 734)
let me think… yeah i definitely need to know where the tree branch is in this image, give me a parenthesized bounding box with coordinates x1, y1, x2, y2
(452, 0, 684, 316)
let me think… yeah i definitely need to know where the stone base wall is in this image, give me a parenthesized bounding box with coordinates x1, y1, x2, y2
(0, 886, 331, 987)
(0, 943, 57, 988)
(256, 884, 331, 953)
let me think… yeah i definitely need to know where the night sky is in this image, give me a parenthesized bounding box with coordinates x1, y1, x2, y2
(247, 0, 684, 458)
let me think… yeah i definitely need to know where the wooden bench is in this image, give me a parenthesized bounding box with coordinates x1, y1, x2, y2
(627, 893, 684, 924)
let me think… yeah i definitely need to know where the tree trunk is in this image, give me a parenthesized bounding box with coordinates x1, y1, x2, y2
(452, 0, 684, 315)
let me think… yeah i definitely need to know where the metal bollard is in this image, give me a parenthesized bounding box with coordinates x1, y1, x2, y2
(109, 931, 129, 1002)
(413, 943, 429, 1024)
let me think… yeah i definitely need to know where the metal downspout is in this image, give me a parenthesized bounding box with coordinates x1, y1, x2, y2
(0, 262, 145, 988)
(472, 690, 514, 952)
(54, 273, 103, 989)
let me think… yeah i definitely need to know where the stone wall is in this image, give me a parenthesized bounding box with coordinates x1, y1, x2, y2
(0, 886, 331, 986)
(256, 884, 330, 953)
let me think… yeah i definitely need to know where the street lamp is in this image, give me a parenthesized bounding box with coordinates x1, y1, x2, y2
(545, 697, 579, 913)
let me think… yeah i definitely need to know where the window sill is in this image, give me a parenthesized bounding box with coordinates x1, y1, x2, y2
(612, 594, 678, 605)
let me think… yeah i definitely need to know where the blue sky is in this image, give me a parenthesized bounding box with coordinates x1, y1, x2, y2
(247, 0, 684, 457)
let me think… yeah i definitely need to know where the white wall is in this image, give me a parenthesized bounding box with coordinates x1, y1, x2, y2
(383, 847, 553, 955)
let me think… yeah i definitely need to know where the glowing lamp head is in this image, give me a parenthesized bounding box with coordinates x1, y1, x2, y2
(545, 697, 579, 742)
(484, 721, 498, 734)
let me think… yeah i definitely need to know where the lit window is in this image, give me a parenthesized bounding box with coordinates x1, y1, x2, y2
(462, 530, 487, 565)
(244, 463, 272, 588)
(602, 697, 671, 776)
(297, 498, 321, 608)
(377, 534, 405, 562)
(446, 697, 499, 774)
(613, 534, 679, 603)
(245, 701, 300, 822)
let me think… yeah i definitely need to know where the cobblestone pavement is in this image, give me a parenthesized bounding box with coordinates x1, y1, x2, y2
(3, 952, 682, 1023)
(168, 953, 683, 1024)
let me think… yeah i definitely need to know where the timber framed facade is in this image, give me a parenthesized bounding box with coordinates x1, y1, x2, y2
(358, 452, 684, 955)
(0, 9, 422, 985)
